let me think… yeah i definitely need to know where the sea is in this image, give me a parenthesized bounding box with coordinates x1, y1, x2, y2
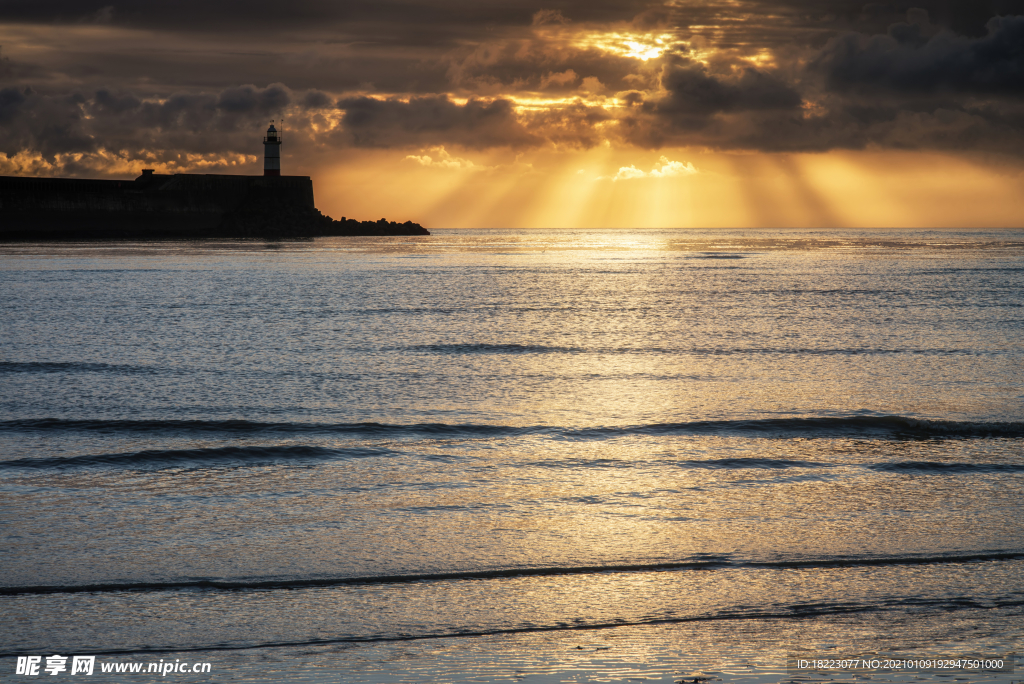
(1, 229, 1023, 683)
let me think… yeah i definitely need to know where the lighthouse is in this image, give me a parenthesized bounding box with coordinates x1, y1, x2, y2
(263, 122, 281, 177)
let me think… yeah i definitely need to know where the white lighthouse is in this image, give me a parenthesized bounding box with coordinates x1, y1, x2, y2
(263, 122, 281, 177)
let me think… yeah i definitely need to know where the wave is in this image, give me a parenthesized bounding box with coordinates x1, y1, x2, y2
(5, 590, 1023, 658)
(1, 347, 1004, 378)
(575, 416, 1024, 440)
(0, 361, 159, 375)
(0, 445, 397, 471)
(3, 448, 1017, 475)
(671, 458, 1024, 473)
(4, 551, 1021, 597)
(8, 590, 1023, 658)
(0, 418, 533, 437)
(677, 457, 833, 469)
(2, 415, 1023, 440)
(921, 266, 1024, 274)
(868, 461, 1024, 473)
(407, 343, 583, 354)
(398, 345, 995, 357)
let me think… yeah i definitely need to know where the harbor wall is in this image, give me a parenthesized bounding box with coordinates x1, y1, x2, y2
(0, 173, 315, 239)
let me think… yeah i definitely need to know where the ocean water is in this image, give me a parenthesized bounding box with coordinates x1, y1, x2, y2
(1, 229, 1023, 683)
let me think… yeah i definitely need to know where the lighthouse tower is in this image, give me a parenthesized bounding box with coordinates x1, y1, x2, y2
(263, 122, 281, 177)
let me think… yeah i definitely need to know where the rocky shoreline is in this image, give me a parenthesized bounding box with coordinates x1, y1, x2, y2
(218, 201, 429, 238)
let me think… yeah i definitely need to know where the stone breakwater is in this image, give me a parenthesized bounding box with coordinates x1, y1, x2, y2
(0, 173, 429, 239)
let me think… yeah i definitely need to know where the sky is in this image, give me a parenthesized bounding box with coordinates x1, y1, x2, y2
(1, 0, 1024, 228)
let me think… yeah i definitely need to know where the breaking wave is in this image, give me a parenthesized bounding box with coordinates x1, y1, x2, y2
(2, 415, 1022, 439)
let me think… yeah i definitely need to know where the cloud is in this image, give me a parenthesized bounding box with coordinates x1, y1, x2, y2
(0, 1, 656, 44)
(0, 82, 315, 175)
(605, 156, 698, 180)
(613, 55, 815, 150)
(5, 0, 1024, 175)
(579, 76, 608, 94)
(813, 14, 1024, 96)
(532, 9, 570, 26)
(216, 85, 290, 115)
(0, 86, 27, 124)
(540, 69, 578, 89)
(301, 90, 334, 110)
(442, 30, 644, 94)
(521, 99, 612, 149)
(652, 57, 803, 123)
(337, 94, 540, 149)
(404, 146, 482, 170)
(337, 94, 613, 150)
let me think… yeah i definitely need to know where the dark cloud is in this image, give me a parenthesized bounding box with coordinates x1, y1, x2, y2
(0, 87, 27, 124)
(4, 0, 1024, 170)
(814, 14, 1024, 96)
(216, 84, 290, 115)
(301, 90, 333, 110)
(335, 94, 613, 150)
(0, 82, 301, 174)
(532, 9, 571, 26)
(0, 90, 96, 159)
(607, 4, 1024, 155)
(892, 0, 1024, 36)
(337, 95, 540, 148)
(4, 1, 1023, 52)
(652, 57, 802, 122)
(444, 39, 644, 94)
(611, 54, 807, 148)
(93, 89, 142, 114)
(522, 99, 613, 148)
(623, 97, 1024, 157)
(0, 1, 659, 42)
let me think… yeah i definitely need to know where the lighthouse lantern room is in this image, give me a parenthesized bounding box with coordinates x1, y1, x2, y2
(263, 122, 281, 177)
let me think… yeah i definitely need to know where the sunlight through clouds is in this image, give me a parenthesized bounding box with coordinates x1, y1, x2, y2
(404, 147, 483, 171)
(574, 31, 676, 61)
(604, 156, 698, 181)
